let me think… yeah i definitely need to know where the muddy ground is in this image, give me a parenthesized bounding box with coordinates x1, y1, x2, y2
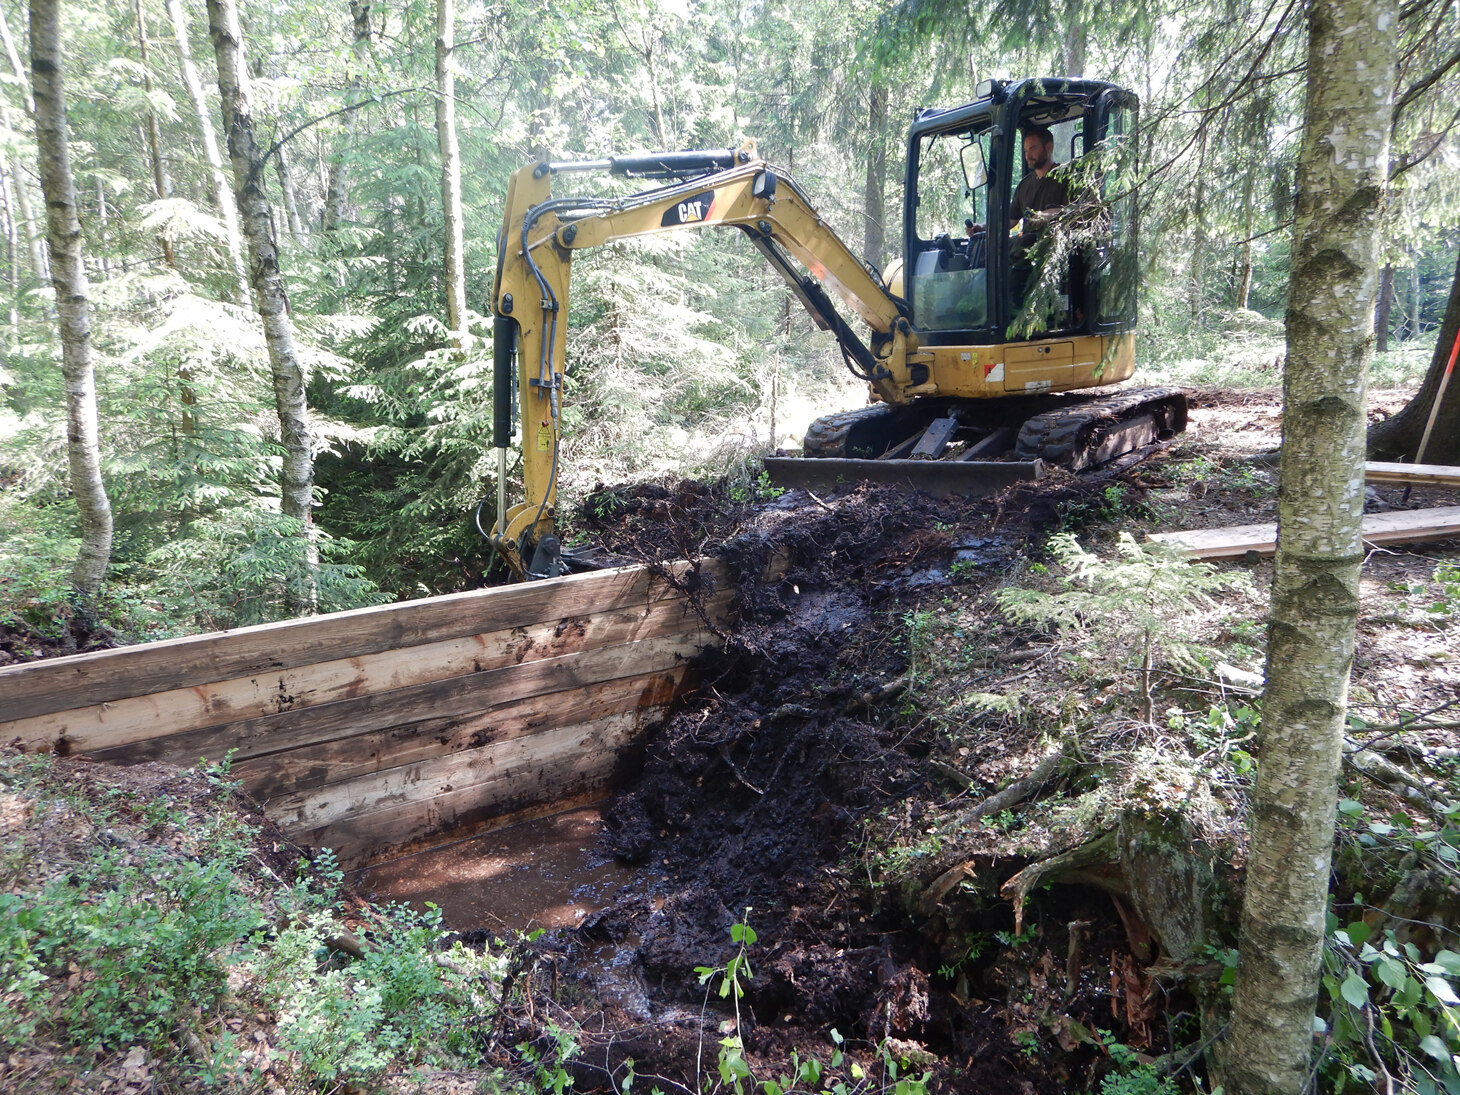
(524, 385, 1460, 1093)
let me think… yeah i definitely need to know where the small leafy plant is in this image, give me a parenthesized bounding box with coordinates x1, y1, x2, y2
(693, 914, 931, 1095)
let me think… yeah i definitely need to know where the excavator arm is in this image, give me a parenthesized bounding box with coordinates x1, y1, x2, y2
(490, 141, 923, 579)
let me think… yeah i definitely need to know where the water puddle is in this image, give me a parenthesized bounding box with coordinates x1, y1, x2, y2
(352, 806, 640, 932)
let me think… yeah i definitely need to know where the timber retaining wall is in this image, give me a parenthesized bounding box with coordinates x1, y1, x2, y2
(0, 561, 729, 866)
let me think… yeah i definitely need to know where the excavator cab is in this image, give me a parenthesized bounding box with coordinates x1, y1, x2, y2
(903, 78, 1140, 347)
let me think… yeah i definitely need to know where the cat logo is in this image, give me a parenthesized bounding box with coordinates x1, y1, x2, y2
(660, 190, 715, 228)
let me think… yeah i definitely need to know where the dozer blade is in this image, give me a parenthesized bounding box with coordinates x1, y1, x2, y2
(761, 456, 1044, 497)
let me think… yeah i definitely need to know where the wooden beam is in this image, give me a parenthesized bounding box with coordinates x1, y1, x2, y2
(31, 630, 712, 757)
(271, 709, 654, 838)
(1149, 505, 1460, 560)
(4, 588, 728, 753)
(226, 668, 685, 799)
(1365, 461, 1460, 487)
(0, 558, 724, 722)
(341, 790, 611, 873)
(283, 715, 657, 870)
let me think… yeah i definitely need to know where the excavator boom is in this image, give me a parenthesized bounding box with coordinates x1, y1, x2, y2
(491, 142, 924, 578)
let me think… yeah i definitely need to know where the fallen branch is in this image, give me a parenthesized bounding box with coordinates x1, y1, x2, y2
(948, 748, 1068, 820)
(1342, 741, 1456, 818)
(842, 675, 911, 713)
(1359, 740, 1460, 762)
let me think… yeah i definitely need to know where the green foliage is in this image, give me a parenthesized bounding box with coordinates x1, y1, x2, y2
(1098, 1065, 1179, 1095)
(0, 751, 543, 1089)
(1390, 561, 1460, 628)
(694, 914, 930, 1095)
(1319, 916, 1460, 1093)
(996, 532, 1254, 718)
(249, 902, 479, 1085)
(0, 756, 263, 1055)
(901, 608, 939, 687)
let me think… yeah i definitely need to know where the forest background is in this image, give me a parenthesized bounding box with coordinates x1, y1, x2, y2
(0, 0, 1457, 638)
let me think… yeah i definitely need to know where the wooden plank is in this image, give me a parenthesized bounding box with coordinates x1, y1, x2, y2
(270, 708, 655, 835)
(0, 558, 725, 722)
(1365, 461, 1460, 487)
(1148, 505, 1460, 560)
(3, 587, 729, 753)
(77, 631, 711, 761)
(342, 790, 610, 874)
(285, 714, 657, 866)
(227, 668, 686, 799)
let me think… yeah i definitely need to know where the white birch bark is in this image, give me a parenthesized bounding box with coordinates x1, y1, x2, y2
(206, 0, 318, 611)
(435, 0, 465, 340)
(30, 0, 112, 594)
(274, 146, 306, 244)
(164, 0, 249, 301)
(1224, 0, 1398, 1089)
(0, 8, 47, 284)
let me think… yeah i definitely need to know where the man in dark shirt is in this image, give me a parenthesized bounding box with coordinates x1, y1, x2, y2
(1009, 125, 1068, 253)
(1006, 126, 1069, 320)
(966, 126, 1068, 239)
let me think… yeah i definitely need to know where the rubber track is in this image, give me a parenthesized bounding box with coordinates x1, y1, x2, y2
(802, 404, 902, 459)
(803, 387, 1187, 468)
(1014, 386, 1187, 469)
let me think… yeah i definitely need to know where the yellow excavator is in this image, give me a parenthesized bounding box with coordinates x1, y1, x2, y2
(490, 77, 1186, 579)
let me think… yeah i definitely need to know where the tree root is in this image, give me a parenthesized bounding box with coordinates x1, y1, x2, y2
(1000, 830, 1123, 935)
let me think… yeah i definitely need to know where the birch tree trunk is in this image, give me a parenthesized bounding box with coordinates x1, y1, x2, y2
(0, 156, 17, 332)
(207, 0, 318, 611)
(1224, 0, 1396, 1089)
(95, 179, 111, 278)
(321, 0, 370, 234)
(164, 0, 248, 301)
(30, 0, 113, 594)
(0, 7, 48, 284)
(274, 146, 306, 244)
(435, 0, 465, 341)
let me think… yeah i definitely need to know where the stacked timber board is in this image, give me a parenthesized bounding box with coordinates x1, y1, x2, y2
(0, 561, 730, 866)
(1149, 506, 1460, 560)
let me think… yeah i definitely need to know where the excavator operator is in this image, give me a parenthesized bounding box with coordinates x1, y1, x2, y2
(967, 125, 1069, 311)
(965, 125, 1068, 238)
(1009, 126, 1068, 243)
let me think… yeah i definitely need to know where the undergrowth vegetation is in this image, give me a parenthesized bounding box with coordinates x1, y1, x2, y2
(0, 751, 552, 1093)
